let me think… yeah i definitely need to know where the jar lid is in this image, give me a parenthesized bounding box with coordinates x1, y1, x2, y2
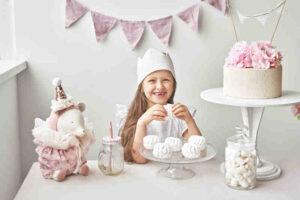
(102, 136, 121, 145)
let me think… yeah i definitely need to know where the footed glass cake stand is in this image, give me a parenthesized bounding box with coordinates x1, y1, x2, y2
(138, 143, 216, 179)
(201, 88, 300, 181)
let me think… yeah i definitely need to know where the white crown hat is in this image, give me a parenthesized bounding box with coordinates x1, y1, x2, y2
(137, 48, 176, 85)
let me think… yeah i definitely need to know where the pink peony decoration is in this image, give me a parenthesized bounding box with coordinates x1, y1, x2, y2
(225, 41, 282, 69)
(224, 41, 252, 68)
(291, 104, 300, 120)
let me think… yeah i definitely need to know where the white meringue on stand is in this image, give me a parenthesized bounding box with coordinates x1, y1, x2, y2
(153, 143, 172, 159)
(164, 137, 182, 152)
(143, 135, 160, 150)
(181, 143, 201, 159)
(188, 135, 206, 151)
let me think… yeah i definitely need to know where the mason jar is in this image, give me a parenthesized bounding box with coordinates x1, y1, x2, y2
(98, 136, 124, 175)
(225, 132, 257, 190)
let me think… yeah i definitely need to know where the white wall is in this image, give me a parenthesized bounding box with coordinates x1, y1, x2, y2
(0, 77, 22, 200)
(0, 0, 22, 199)
(0, 0, 15, 59)
(14, 0, 300, 179)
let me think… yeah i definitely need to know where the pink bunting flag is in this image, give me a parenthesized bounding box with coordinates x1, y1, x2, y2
(120, 20, 146, 50)
(148, 16, 173, 46)
(177, 4, 200, 32)
(65, 0, 89, 28)
(202, 0, 226, 14)
(91, 11, 118, 42)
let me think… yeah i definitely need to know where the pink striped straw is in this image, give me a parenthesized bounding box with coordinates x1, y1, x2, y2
(109, 122, 113, 173)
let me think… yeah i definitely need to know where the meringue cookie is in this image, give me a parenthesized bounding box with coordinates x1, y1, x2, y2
(164, 137, 182, 152)
(181, 143, 200, 159)
(188, 135, 206, 151)
(143, 135, 160, 150)
(153, 143, 172, 159)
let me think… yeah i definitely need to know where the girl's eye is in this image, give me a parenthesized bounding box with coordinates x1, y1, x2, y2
(148, 80, 155, 82)
(163, 79, 170, 82)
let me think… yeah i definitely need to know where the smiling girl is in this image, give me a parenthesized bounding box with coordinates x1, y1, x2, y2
(121, 48, 201, 163)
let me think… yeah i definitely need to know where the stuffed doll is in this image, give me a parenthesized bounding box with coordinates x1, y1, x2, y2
(32, 78, 95, 181)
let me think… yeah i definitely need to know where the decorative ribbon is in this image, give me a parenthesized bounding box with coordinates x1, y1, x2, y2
(65, 0, 88, 28)
(177, 3, 200, 32)
(202, 0, 226, 14)
(65, 0, 226, 48)
(226, 0, 286, 44)
(120, 20, 145, 49)
(236, 0, 285, 25)
(91, 11, 118, 42)
(148, 16, 173, 46)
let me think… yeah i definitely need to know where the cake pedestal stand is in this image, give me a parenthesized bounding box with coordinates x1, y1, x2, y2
(138, 143, 216, 179)
(201, 88, 300, 181)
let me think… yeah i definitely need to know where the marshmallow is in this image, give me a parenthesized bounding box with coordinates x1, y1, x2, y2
(164, 137, 182, 152)
(143, 135, 160, 150)
(225, 146, 256, 189)
(153, 143, 172, 159)
(181, 143, 200, 159)
(188, 135, 206, 151)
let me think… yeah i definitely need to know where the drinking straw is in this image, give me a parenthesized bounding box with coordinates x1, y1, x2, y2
(109, 122, 113, 173)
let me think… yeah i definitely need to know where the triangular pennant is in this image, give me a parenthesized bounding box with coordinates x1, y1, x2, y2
(65, 0, 89, 28)
(120, 20, 145, 50)
(236, 10, 248, 24)
(256, 15, 268, 25)
(91, 11, 118, 42)
(177, 3, 200, 32)
(148, 16, 173, 46)
(202, 0, 226, 14)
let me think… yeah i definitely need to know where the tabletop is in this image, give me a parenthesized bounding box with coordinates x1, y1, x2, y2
(200, 88, 300, 107)
(14, 157, 300, 200)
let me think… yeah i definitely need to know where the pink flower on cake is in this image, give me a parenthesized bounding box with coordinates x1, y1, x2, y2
(224, 41, 252, 68)
(250, 41, 282, 69)
(225, 40, 282, 69)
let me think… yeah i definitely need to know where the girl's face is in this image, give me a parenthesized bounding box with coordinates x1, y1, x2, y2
(142, 70, 174, 108)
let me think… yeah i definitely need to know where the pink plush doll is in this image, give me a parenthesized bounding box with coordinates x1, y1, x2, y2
(32, 78, 95, 181)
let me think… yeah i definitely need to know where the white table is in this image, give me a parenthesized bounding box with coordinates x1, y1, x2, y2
(14, 159, 300, 199)
(201, 88, 300, 181)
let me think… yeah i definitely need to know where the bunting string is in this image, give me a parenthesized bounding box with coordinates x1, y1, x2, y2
(226, 0, 287, 44)
(65, 0, 226, 50)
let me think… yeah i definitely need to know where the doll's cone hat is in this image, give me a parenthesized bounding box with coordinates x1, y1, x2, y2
(52, 77, 67, 100)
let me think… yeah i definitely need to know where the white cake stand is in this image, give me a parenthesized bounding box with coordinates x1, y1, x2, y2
(138, 143, 216, 179)
(200, 88, 300, 181)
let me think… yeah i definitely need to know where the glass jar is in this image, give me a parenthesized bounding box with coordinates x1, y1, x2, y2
(225, 129, 257, 190)
(98, 136, 124, 175)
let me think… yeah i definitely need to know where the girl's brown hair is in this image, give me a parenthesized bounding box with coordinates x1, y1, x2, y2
(121, 77, 177, 162)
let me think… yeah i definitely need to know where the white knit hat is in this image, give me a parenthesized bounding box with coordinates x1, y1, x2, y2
(137, 48, 176, 85)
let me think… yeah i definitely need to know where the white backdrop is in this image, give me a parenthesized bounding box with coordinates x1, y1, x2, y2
(14, 0, 300, 178)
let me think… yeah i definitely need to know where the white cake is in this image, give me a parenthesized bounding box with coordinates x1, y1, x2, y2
(143, 135, 160, 150)
(223, 41, 282, 99)
(153, 143, 172, 159)
(223, 66, 282, 99)
(181, 143, 201, 159)
(164, 137, 182, 152)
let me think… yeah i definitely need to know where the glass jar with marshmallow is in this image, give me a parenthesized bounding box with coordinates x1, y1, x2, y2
(225, 127, 257, 190)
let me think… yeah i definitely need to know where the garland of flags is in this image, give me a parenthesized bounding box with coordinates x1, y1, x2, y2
(65, 0, 226, 49)
(236, 0, 285, 25)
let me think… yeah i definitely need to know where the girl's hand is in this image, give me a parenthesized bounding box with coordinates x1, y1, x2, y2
(137, 104, 168, 126)
(172, 103, 193, 124)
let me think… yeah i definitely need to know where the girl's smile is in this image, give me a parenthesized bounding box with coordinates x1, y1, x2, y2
(153, 91, 167, 97)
